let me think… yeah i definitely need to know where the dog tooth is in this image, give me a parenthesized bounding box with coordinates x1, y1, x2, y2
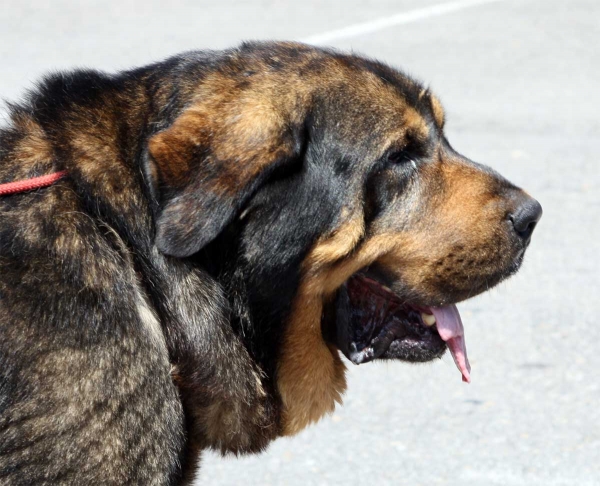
(421, 312, 436, 326)
(381, 285, 392, 292)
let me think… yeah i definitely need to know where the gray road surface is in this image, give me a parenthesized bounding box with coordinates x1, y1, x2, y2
(1, 1, 598, 485)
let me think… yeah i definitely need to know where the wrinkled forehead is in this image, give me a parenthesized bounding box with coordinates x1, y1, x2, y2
(310, 57, 446, 153)
(183, 44, 446, 155)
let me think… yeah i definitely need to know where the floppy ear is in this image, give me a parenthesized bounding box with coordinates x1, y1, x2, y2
(147, 99, 304, 257)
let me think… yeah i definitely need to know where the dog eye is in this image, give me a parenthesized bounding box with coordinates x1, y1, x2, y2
(387, 150, 413, 165)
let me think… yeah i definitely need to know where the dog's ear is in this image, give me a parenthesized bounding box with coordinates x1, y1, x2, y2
(147, 98, 304, 257)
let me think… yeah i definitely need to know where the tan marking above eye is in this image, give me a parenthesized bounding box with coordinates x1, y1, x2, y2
(429, 94, 446, 128)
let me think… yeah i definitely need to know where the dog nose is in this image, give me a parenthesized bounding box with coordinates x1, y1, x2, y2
(509, 197, 542, 241)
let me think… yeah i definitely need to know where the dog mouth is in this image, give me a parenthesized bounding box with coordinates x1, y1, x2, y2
(327, 273, 471, 383)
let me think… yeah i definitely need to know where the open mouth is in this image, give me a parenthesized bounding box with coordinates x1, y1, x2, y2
(329, 273, 471, 383)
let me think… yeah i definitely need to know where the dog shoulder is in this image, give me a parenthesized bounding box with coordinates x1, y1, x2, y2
(0, 117, 185, 483)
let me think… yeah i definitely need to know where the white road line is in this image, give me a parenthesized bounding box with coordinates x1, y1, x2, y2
(300, 0, 507, 45)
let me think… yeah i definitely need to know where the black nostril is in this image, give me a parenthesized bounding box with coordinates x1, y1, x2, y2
(509, 198, 543, 241)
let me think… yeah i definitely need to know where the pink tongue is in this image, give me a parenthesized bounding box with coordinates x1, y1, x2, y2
(430, 305, 471, 383)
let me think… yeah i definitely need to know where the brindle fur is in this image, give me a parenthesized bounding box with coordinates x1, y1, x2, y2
(0, 42, 536, 484)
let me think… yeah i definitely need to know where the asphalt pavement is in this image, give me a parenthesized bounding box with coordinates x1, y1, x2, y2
(1, 1, 598, 485)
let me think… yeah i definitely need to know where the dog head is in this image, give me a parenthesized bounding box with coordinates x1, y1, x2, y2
(146, 42, 541, 435)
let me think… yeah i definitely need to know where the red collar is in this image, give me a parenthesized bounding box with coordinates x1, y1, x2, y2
(0, 170, 68, 196)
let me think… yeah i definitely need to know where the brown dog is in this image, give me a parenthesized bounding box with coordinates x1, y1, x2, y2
(0, 42, 541, 484)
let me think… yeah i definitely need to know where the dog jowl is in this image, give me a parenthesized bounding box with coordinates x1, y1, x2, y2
(0, 41, 541, 483)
